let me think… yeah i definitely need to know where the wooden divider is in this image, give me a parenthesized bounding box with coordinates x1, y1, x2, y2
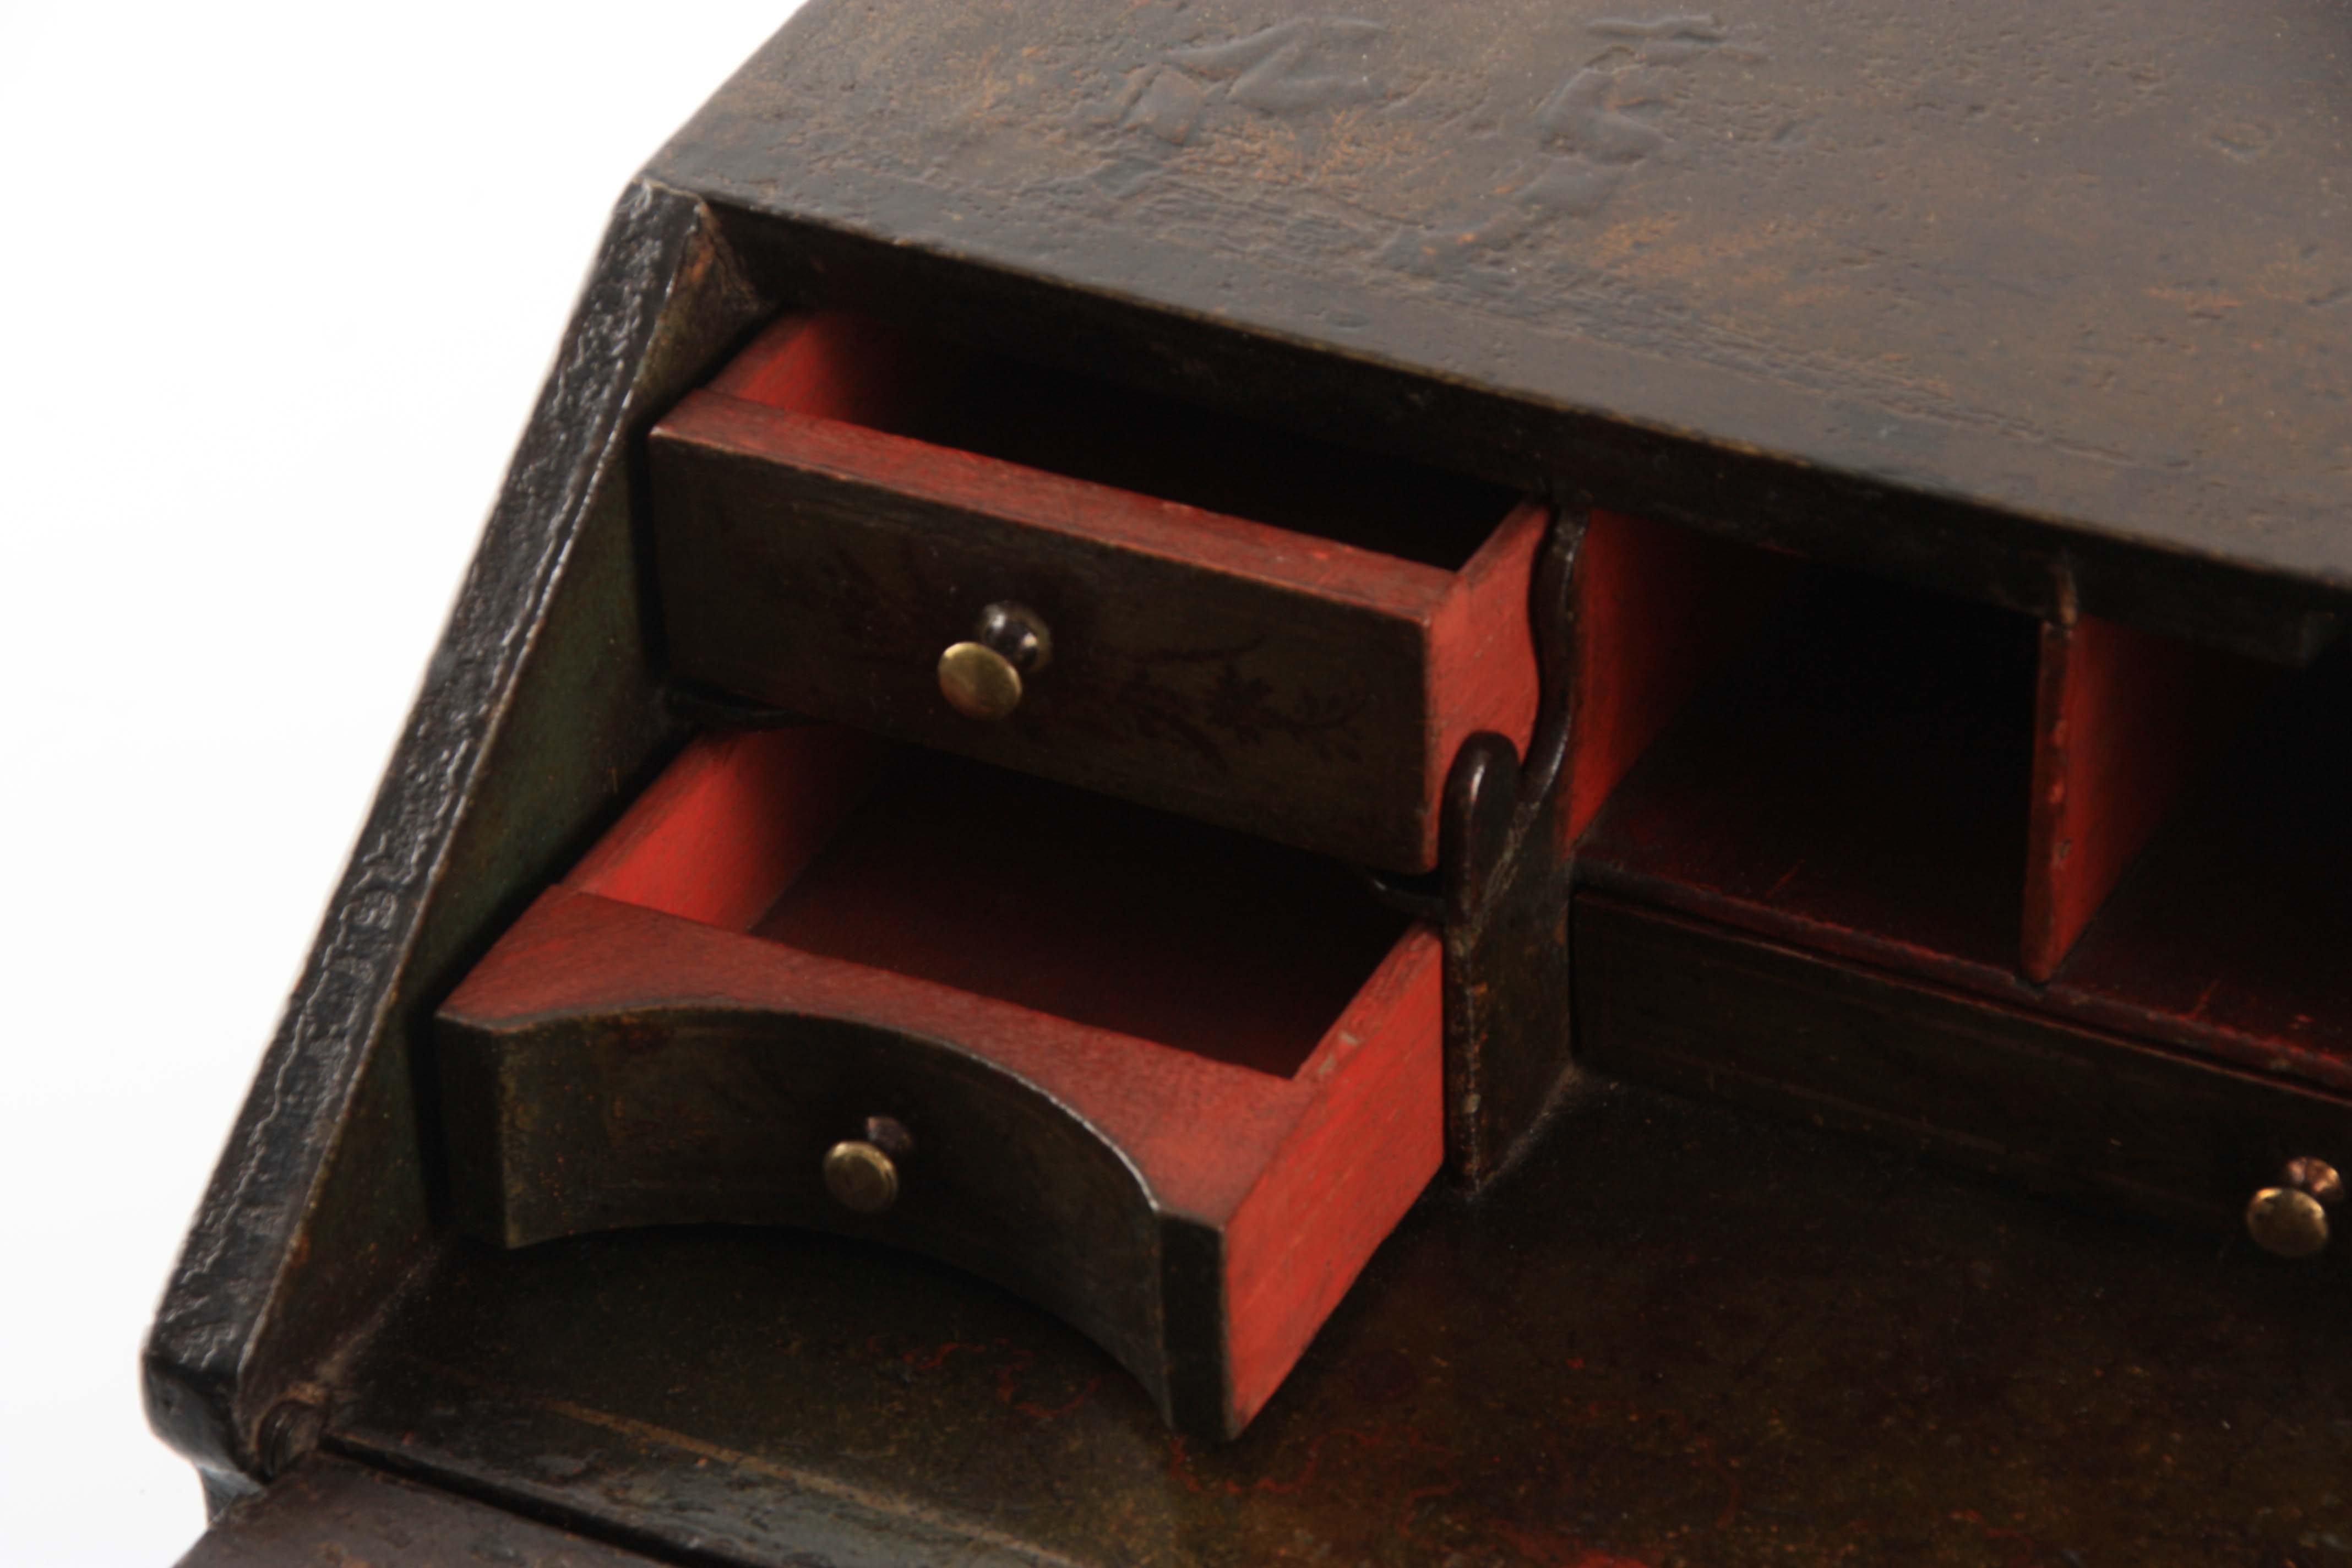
(2041, 640, 2349, 1081)
(704, 313, 2325, 1074)
(1573, 563, 2041, 988)
(1560, 516, 2295, 1011)
(2021, 616, 2277, 981)
(1561, 510, 1796, 842)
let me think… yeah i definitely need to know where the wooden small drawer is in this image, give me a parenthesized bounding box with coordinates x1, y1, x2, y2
(648, 311, 1547, 874)
(436, 725, 1442, 1439)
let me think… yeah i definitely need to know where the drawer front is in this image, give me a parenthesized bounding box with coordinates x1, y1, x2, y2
(1575, 891, 2352, 1231)
(650, 390, 1542, 873)
(439, 984, 1170, 1410)
(436, 728, 1450, 1437)
(439, 884, 1442, 1439)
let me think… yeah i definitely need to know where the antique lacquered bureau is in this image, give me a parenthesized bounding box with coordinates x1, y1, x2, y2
(155, 2, 2352, 1562)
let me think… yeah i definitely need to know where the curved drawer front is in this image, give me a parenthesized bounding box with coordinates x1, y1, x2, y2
(435, 729, 1446, 1438)
(440, 993, 1172, 1415)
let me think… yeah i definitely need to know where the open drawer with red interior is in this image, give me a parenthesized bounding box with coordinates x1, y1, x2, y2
(1548, 516, 2351, 1237)
(646, 310, 1547, 875)
(435, 723, 1442, 1439)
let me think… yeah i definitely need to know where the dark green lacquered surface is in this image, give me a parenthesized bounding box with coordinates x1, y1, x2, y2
(334, 1085, 2352, 1567)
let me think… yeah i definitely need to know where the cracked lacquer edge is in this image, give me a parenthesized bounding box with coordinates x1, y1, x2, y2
(142, 175, 731, 1487)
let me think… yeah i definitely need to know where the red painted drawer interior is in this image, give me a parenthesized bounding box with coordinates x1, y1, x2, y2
(2049, 643, 2352, 1085)
(436, 726, 1444, 1438)
(648, 310, 1546, 873)
(1559, 520, 2350, 1088)
(1578, 567, 2046, 986)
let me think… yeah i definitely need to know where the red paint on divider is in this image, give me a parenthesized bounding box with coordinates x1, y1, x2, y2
(2022, 614, 2274, 981)
(1564, 509, 1794, 843)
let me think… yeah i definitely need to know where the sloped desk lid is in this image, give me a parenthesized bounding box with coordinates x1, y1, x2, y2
(652, 0, 2351, 661)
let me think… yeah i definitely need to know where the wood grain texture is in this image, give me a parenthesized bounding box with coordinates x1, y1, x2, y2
(439, 729, 1444, 1437)
(650, 374, 1539, 872)
(2021, 614, 2278, 981)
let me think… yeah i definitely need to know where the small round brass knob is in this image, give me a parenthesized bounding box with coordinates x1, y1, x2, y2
(2247, 1188, 2328, 1259)
(938, 641, 1024, 721)
(2246, 1157, 2339, 1259)
(938, 601, 1050, 721)
(823, 1140, 900, 1215)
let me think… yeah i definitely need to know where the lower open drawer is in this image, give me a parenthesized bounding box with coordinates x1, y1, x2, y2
(435, 726, 1442, 1439)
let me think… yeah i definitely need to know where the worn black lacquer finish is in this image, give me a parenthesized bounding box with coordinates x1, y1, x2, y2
(144, 179, 766, 1496)
(1442, 509, 1582, 1188)
(181, 1456, 653, 1568)
(654, 0, 2352, 662)
(150, 0, 2352, 1558)
(1578, 896, 2352, 1235)
(440, 1003, 1173, 1422)
(318, 1087, 2352, 1568)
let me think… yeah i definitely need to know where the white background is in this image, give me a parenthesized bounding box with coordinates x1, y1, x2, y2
(0, 5, 805, 1561)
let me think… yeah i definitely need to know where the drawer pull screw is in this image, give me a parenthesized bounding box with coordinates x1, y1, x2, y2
(2246, 1157, 2340, 1258)
(939, 602, 1052, 721)
(824, 1116, 914, 1215)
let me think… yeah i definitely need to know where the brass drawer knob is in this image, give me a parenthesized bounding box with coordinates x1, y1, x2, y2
(2246, 1157, 2341, 1258)
(939, 602, 1051, 721)
(823, 1141, 899, 1213)
(823, 1115, 914, 1215)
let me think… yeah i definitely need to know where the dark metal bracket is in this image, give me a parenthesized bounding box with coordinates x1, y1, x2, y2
(1439, 505, 1586, 1192)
